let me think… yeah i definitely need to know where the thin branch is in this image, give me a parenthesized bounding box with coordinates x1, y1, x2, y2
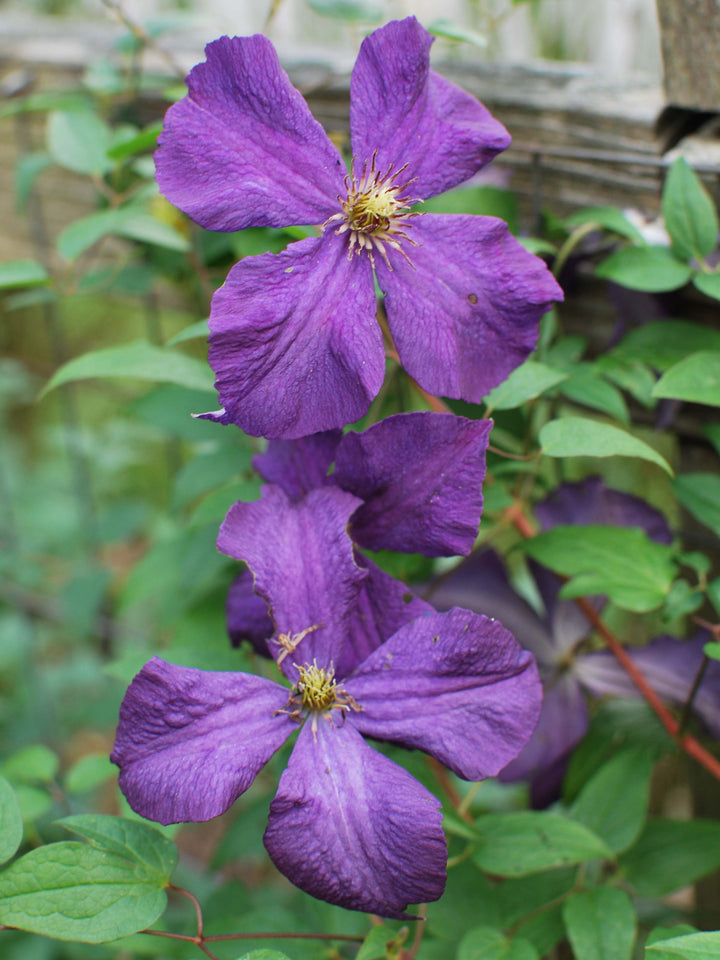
(169, 885, 203, 939)
(205, 931, 364, 943)
(101, 0, 187, 79)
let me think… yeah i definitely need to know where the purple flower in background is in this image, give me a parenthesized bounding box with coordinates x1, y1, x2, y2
(227, 411, 492, 652)
(112, 485, 541, 916)
(157, 17, 563, 438)
(431, 477, 720, 805)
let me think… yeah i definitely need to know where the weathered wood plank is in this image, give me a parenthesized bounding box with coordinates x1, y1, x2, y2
(656, 0, 720, 111)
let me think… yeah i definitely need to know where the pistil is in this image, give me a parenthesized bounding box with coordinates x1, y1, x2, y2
(324, 152, 422, 269)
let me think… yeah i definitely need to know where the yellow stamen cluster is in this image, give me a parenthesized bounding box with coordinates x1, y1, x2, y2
(296, 660, 339, 712)
(323, 152, 421, 269)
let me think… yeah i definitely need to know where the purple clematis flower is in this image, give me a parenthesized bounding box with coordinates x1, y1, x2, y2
(112, 484, 541, 916)
(156, 17, 563, 439)
(431, 477, 720, 805)
(227, 411, 492, 653)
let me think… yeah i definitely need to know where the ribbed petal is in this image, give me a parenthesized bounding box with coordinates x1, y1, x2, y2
(111, 657, 294, 825)
(208, 232, 384, 439)
(429, 550, 557, 667)
(577, 633, 720, 738)
(498, 674, 588, 785)
(156, 35, 345, 231)
(376, 214, 563, 402)
(226, 569, 273, 655)
(252, 430, 342, 500)
(535, 478, 672, 544)
(264, 721, 446, 918)
(334, 412, 492, 557)
(337, 557, 434, 679)
(346, 608, 542, 780)
(350, 18, 510, 200)
(217, 485, 366, 680)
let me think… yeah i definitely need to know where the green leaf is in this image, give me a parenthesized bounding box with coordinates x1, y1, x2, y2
(106, 122, 162, 160)
(305, 0, 382, 20)
(458, 925, 538, 959)
(619, 818, 720, 896)
(565, 206, 645, 243)
(356, 925, 401, 960)
(166, 318, 209, 346)
(0, 259, 49, 289)
(47, 108, 113, 175)
(496, 869, 576, 926)
(521, 524, 676, 612)
(64, 755, 117, 794)
(653, 351, 720, 406)
(427, 18, 488, 47)
(58, 814, 177, 885)
(0, 842, 166, 943)
(559, 367, 629, 424)
(674, 473, 720, 536)
(57, 208, 189, 261)
(235, 953, 294, 960)
(474, 812, 611, 877)
(14, 785, 52, 823)
(596, 246, 692, 292)
(704, 641, 720, 662)
(0, 775, 23, 865)
(693, 272, 720, 301)
(613, 320, 720, 371)
(662, 157, 719, 261)
(647, 931, 720, 959)
(539, 417, 673, 475)
(40, 340, 214, 397)
(562, 887, 636, 960)
(1, 745, 59, 785)
(483, 360, 567, 410)
(114, 211, 190, 251)
(569, 748, 653, 853)
(14, 152, 52, 213)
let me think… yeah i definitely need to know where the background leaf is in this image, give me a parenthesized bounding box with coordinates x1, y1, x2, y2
(596, 246, 692, 292)
(652, 351, 720, 406)
(40, 340, 214, 397)
(539, 417, 672, 475)
(474, 812, 611, 876)
(0, 775, 23, 865)
(47, 108, 113, 175)
(0, 260, 49, 289)
(0, 841, 167, 942)
(662, 157, 719, 261)
(521, 525, 676, 612)
(562, 887, 636, 960)
(619, 819, 720, 896)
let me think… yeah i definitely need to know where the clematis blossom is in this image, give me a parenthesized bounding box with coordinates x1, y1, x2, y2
(156, 17, 563, 439)
(227, 410, 492, 655)
(112, 485, 541, 916)
(431, 478, 720, 805)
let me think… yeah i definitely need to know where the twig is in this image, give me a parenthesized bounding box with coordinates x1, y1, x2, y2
(205, 931, 364, 943)
(101, 0, 187, 79)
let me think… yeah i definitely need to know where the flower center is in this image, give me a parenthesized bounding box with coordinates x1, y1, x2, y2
(297, 661, 339, 712)
(323, 152, 421, 269)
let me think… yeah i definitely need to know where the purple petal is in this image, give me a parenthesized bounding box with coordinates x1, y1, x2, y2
(226, 569, 273, 655)
(337, 556, 434, 679)
(535, 478, 672, 544)
(429, 550, 557, 667)
(264, 720, 446, 918)
(498, 673, 588, 785)
(217, 485, 366, 679)
(376, 214, 563, 402)
(577, 633, 720, 738)
(350, 18, 510, 200)
(155, 36, 345, 231)
(334, 412, 492, 557)
(346, 607, 542, 779)
(252, 430, 342, 500)
(110, 657, 295, 824)
(208, 232, 384, 438)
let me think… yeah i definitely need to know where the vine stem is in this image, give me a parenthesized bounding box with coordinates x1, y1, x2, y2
(503, 503, 720, 783)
